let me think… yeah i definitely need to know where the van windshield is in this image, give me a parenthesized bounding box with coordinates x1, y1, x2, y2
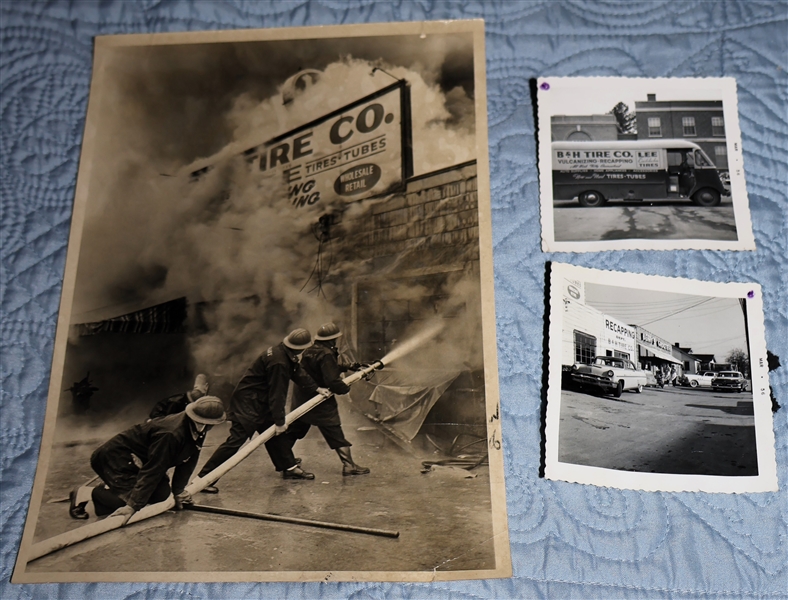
(694, 150, 713, 167)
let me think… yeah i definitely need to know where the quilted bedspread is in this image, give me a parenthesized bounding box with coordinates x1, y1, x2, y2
(2, 1, 786, 599)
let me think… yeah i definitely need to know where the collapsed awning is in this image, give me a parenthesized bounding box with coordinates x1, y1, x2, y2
(638, 343, 682, 364)
(349, 369, 461, 441)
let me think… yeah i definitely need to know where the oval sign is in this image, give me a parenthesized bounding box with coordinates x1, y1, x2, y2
(334, 163, 381, 196)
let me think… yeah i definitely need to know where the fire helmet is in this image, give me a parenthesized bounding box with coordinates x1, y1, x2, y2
(186, 396, 226, 425)
(315, 322, 342, 341)
(283, 328, 313, 350)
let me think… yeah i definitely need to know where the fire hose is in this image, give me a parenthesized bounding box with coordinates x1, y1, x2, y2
(25, 360, 384, 562)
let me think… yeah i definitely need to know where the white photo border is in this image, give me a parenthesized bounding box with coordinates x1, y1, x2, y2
(545, 262, 777, 493)
(538, 77, 755, 252)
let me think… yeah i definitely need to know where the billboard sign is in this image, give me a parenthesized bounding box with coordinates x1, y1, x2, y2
(192, 80, 413, 208)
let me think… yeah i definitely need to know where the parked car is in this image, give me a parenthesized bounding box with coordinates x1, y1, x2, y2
(711, 371, 746, 392)
(571, 356, 648, 398)
(681, 371, 718, 388)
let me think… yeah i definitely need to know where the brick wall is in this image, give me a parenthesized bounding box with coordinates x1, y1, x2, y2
(337, 161, 479, 271)
(333, 160, 482, 363)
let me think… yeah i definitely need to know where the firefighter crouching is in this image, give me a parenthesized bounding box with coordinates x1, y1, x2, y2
(197, 328, 330, 492)
(287, 322, 370, 476)
(69, 396, 227, 522)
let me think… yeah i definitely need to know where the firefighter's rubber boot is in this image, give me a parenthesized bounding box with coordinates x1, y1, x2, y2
(337, 447, 370, 476)
(68, 485, 92, 519)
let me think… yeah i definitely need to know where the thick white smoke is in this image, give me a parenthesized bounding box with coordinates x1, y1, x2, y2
(73, 55, 481, 385)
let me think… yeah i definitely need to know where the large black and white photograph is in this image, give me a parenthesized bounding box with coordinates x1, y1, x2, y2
(538, 77, 755, 252)
(545, 263, 777, 493)
(12, 21, 510, 583)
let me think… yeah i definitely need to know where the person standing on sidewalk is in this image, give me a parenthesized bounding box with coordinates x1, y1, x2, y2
(286, 322, 370, 476)
(197, 328, 329, 493)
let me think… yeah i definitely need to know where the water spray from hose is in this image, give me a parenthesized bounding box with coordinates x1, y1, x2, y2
(377, 321, 445, 367)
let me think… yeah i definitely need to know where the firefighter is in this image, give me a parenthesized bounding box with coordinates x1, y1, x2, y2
(68, 396, 227, 522)
(287, 322, 370, 476)
(148, 373, 209, 419)
(197, 328, 330, 492)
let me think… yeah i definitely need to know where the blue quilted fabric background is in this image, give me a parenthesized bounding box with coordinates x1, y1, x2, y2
(2, 1, 786, 598)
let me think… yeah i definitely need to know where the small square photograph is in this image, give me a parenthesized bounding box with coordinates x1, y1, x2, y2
(12, 20, 510, 583)
(545, 263, 777, 493)
(537, 77, 755, 252)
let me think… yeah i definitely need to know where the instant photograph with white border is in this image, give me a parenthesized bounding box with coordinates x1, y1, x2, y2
(537, 77, 755, 252)
(12, 20, 511, 583)
(545, 262, 777, 493)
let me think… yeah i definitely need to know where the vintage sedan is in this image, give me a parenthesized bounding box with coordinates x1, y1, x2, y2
(571, 356, 649, 398)
(681, 371, 718, 388)
(711, 371, 746, 392)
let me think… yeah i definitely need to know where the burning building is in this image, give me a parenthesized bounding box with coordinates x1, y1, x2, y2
(63, 60, 486, 449)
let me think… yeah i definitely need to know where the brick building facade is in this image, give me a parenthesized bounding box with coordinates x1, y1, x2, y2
(335, 160, 481, 364)
(551, 114, 618, 141)
(335, 160, 486, 442)
(635, 94, 729, 173)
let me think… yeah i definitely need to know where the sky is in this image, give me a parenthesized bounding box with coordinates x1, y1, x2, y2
(585, 283, 748, 362)
(542, 77, 726, 117)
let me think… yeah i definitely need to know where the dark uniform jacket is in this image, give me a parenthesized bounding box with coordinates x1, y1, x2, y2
(91, 413, 204, 511)
(148, 392, 190, 419)
(231, 342, 318, 427)
(292, 342, 351, 426)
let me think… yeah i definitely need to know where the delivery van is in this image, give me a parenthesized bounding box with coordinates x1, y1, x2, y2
(551, 140, 728, 207)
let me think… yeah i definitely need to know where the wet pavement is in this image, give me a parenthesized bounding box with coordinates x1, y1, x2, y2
(28, 398, 495, 574)
(553, 200, 738, 241)
(558, 385, 757, 475)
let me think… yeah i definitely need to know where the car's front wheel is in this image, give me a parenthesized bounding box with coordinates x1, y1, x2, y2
(613, 380, 623, 398)
(635, 383, 643, 393)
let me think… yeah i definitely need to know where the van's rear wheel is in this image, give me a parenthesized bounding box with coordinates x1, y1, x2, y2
(692, 188, 721, 207)
(578, 191, 605, 207)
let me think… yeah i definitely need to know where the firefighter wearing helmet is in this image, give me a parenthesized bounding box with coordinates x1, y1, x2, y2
(286, 322, 370, 476)
(196, 328, 330, 492)
(69, 396, 227, 523)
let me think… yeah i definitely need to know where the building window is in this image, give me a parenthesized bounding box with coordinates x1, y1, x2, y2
(648, 117, 662, 137)
(614, 351, 630, 361)
(574, 331, 596, 365)
(712, 116, 725, 136)
(715, 145, 727, 158)
(682, 116, 696, 136)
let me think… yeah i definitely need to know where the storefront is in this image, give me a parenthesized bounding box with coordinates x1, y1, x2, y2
(560, 277, 637, 369)
(635, 325, 682, 377)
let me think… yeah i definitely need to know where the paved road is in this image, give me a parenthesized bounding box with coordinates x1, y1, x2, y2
(29, 399, 495, 574)
(553, 200, 738, 242)
(558, 385, 757, 475)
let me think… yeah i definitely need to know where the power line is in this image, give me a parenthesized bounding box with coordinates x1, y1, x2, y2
(639, 297, 716, 326)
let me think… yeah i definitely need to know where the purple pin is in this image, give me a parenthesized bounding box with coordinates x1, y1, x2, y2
(540, 82, 550, 91)
(747, 290, 755, 298)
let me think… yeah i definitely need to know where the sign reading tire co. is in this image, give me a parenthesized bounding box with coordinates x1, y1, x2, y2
(191, 80, 413, 208)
